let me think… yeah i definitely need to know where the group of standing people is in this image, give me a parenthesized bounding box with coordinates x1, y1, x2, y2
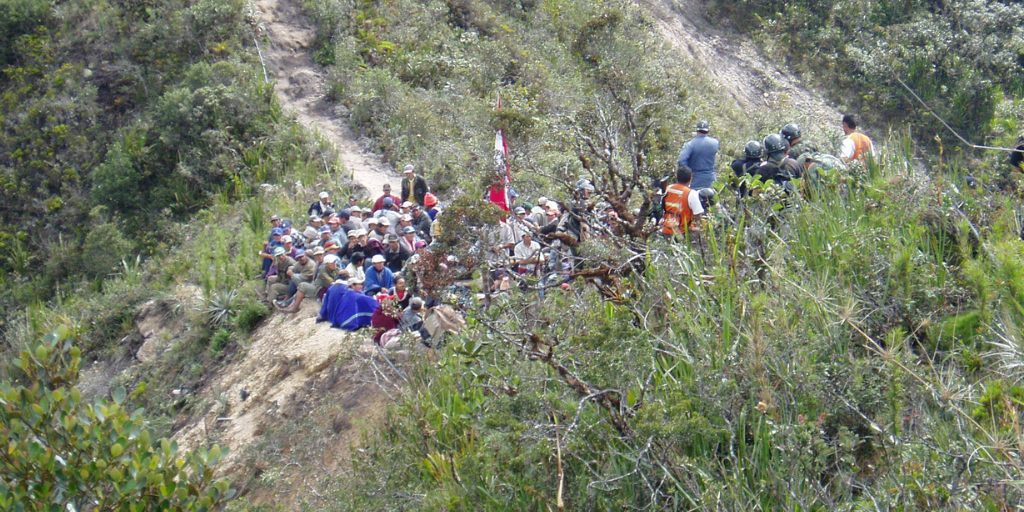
(662, 114, 875, 237)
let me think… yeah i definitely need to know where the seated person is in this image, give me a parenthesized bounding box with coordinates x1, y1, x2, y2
(364, 254, 396, 295)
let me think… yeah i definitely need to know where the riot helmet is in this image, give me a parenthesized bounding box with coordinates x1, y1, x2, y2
(744, 140, 764, 160)
(780, 123, 801, 142)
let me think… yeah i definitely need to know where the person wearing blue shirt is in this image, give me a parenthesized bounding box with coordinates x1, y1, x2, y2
(677, 119, 720, 190)
(363, 254, 396, 295)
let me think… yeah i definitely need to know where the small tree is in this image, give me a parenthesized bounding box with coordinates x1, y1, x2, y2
(0, 326, 234, 512)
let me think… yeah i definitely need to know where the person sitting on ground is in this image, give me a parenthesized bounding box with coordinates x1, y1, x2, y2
(336, 210, 358, 235)
(840, 114, 875, 163)
(304, 215, 323, 241)
(278, 254, 345, 313)
(374, 197, 402, 230)
(411, 204, 433, 243)
(263, 247, 296, 302)
(393, 276, 411, 309)
(370, 290, 404, 346)
(280, 235, 299, 258)
(320, 277, 379, 330)
(364, 254, 396, 295)
(361, 231, 386, 262)
(259, 226, 285, 278)
(339, 230, 364, 263)
(277, 248, 316, 307)
(400, 164, 429, 205)
(309, 191, 335, 218)
(310, 225, 332, 249)
(780, 123, 819, 161)
(345, 252, 366, 283)
(796, 151, 847, 201)
(399, 226, 422, 254)
(366, 217, 386, 242)
(383, 233, 411, 273)
(400, 296, 431, 342)
(372, 183, 402, 213)
(661, 166, 705, 238)
(423, 193, 440, 220)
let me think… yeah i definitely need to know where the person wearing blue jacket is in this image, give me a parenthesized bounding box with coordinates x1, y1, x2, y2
(363, 254, 396, 295)
(677, 119, 720, 189)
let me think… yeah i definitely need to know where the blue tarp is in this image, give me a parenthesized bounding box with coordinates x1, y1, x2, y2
(318, 284, 379, 330)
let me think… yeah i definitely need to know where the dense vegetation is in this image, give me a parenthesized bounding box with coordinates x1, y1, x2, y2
(3, 0, 1024, 510)
(713, 0, 1024, 154)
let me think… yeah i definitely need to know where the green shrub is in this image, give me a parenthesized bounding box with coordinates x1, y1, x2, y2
(234, 300, 270, 333)
(0, 326, 234, 510)
(80, 222, 134, 279)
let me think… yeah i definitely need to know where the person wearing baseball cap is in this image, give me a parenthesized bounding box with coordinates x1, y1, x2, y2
(383, 232, 411, 273)
(372, 183, 402, 213)
(400, 164, 429, 205)
(263, 246, 296, 302)
(363, 253, 395, 295)
(309, 191, 335, 218)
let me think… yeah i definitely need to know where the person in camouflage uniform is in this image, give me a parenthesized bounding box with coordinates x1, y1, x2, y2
(796, 151, 847, 200)
(278, 254, 347, 313)
(780, 123, 819, 161)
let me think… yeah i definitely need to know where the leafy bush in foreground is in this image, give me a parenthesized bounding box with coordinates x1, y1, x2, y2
(0, 326, 233, 511)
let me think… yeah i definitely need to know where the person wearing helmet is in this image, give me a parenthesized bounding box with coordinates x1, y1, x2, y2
(757, 133, 803, 192)
(677, 119, 720, 189)
(780, 123, 819, 160)
(423, 192, 440, 220)
(731, 140, 764, 197)
(661, 166, 705, 239)
(840, 114, 875, 163)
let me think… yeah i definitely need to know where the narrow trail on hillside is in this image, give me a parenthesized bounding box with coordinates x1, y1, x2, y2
(254, 0, 399, 195)
(642, 0, 840, 130)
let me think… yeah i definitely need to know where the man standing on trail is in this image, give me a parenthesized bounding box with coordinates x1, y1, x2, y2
(400, 164, 429, 205)
(840, 114, 875, 163)
(661, 166, 704, 239)
(677, 119, 720, 190)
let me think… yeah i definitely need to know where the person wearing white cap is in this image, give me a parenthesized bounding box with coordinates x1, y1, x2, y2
(309, 191, 335, 218)
(304, 214, 323, 240)
(363, 254, 395, 295)
(400, 164, 429, 205)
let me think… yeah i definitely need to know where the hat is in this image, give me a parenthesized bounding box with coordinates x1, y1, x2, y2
(371, 254, 386, 264)
(367, 217, 379, 225)
(311, 246, 325, 256)
(402, 226, 416, 234)
(412, 204, 422, 211)
(281, 235, 293, 243)
(379, 217, 391, 226)
(338, 209, 351, 219)
(271, 227, 284, 236)
(354, 229, 367, 237)
(424, 192, 438, 207)
(531, 206, 544, 215)
(386, 233, 399, 242)
(347, 276, 364, 287)
(309, 214, 322, 222)
(415, 240, 427, 249)
(400, 214, 413, 222)
(319, 191, 330, 199)
(347, 230, 358, 238)
(324, 241, 338, 250)
(319, 225, 332, 234)
(270, 214, 281, 221)
(295, 249, 306, 258)
(401, 201, 413, 209)
(281, 220, 292, 230)
(350, 206, 362, 213)
(327, 216, 341, 224)
(514, 207, 526, 214)
(382, 197, 394, 207)
(382, 183, 391, 190)
(323, 254, 339, 264)
(273, 246, 286, 257)
(538, 196, 548, 205)
(403, 164, 415, 174)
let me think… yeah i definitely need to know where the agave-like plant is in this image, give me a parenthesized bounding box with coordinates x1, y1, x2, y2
(202, 289, 239, 329)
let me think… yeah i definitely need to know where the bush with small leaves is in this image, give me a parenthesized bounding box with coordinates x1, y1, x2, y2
(0, 326, 234, 511)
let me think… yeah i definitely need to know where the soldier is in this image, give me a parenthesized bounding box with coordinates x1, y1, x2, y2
(780, 123, 819, 160)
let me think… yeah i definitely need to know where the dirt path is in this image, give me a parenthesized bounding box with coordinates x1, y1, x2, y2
(254, 0, 399, 196)
(642, 0, 840, 132)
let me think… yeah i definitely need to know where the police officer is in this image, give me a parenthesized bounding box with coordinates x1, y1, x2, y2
(677, 120, 720, 189)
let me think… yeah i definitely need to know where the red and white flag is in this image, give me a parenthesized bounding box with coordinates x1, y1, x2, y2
(489, 95, 511, 211)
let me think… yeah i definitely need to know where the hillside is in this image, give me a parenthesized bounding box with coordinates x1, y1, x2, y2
(3, 0, 1024, 510)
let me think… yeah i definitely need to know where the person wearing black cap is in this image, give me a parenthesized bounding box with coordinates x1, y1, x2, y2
(372, 184, 401, 213)
(677, 119, 720, 190)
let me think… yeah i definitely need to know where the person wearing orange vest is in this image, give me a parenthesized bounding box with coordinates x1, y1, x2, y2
(840, 114, 875, 163)
(661, 166, 704, 238)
